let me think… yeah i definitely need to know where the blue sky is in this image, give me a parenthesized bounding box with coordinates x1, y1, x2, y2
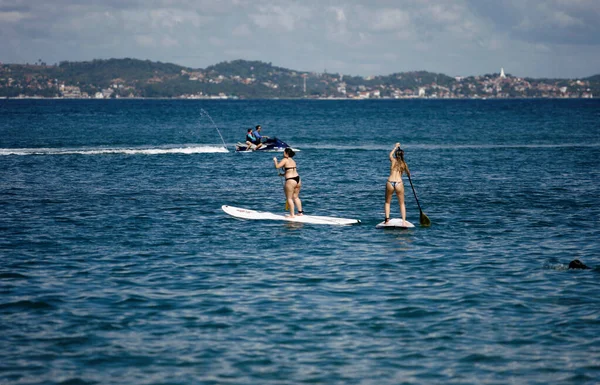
(1, 0, 599, 78)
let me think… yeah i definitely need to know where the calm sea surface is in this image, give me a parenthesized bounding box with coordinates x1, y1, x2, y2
(1, 99, 599, 384)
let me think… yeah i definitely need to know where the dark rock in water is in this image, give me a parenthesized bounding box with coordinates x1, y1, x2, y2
(568, 259, 590, 270)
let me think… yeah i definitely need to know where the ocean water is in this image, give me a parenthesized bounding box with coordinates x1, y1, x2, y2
(1, 99, 599, 384)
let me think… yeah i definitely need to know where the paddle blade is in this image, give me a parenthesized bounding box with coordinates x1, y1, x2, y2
(420, 210, 431, 227)
(285, 201, 289, 210)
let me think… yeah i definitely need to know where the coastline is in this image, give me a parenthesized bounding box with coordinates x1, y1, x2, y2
(3, 95, 598, 100)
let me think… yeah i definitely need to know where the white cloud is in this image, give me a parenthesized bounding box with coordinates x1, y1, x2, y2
(161, 36, 179, 47)
(135, 35, 155, 47)
(250, 4, 311, 32)
(0, 10, 28, 23)
(208, 36, 224, 46)
(325, 6, 351, 43)
(427, 3, 462, 24)
(232, 23, 251, 37)
(550, 11, 584, 28)
(371, 9, 411, 32)
(533, 43, 552, 53)
(0, 0, 598, 78)
(332, 7, 346, 23)
(486, 37, 505, 51)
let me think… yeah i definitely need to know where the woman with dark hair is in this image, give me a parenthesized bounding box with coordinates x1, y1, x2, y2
(273, 148, 303, 217)
(245, 128, 262, 150)
(385, 143, 410, 225)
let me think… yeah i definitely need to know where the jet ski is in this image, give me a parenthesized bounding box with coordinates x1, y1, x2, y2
(235, 137, 292, 152)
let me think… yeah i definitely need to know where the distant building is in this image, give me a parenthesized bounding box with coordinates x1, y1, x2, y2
(61, 85, 82, 98)
(500, 68, 506, 78)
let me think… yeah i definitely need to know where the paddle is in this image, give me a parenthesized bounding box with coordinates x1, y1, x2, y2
(407, 173, 431, 226)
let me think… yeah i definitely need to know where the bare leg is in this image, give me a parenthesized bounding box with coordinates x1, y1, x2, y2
(384, 182, 394, 223)
(395, 184, 406, 225)
(293, 181, 303, 214)
(285, 180, 296, 217)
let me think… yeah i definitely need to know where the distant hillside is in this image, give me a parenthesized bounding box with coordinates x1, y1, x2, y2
(0, 58, 598, 99)
(205, 60, 296, 79)
(56, 58, 185, 83)
(585, 74, 600, 82)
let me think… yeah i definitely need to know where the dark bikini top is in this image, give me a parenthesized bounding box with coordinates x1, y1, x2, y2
(284, 167, 296, 170)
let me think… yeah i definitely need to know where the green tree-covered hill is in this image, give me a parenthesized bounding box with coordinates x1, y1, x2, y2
(0, 58, 598, 99)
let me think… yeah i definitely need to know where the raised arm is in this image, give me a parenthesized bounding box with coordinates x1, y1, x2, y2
(389, 142, 401, 162)
(273, 157, 287, 169)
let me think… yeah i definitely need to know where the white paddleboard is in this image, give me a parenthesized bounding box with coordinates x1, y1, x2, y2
(222, 205, 360, 226)
(375, 218, 415, 229)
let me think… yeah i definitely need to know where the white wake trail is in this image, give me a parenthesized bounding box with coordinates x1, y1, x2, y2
(0, 145, 229, 156)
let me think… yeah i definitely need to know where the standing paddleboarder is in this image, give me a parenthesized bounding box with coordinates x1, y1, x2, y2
(274, 148, 303, 218)
(384, 143, 410, 226)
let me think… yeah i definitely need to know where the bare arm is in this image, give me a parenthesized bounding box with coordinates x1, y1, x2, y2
(273, 157, 287, 169)
(389, 142, 400, 162)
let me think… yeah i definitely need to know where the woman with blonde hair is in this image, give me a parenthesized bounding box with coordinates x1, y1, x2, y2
(273, 148, 303, 217)
(385, 143, 410, 225)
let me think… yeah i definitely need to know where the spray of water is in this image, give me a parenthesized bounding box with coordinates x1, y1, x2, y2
(200, 108, 228, 151)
